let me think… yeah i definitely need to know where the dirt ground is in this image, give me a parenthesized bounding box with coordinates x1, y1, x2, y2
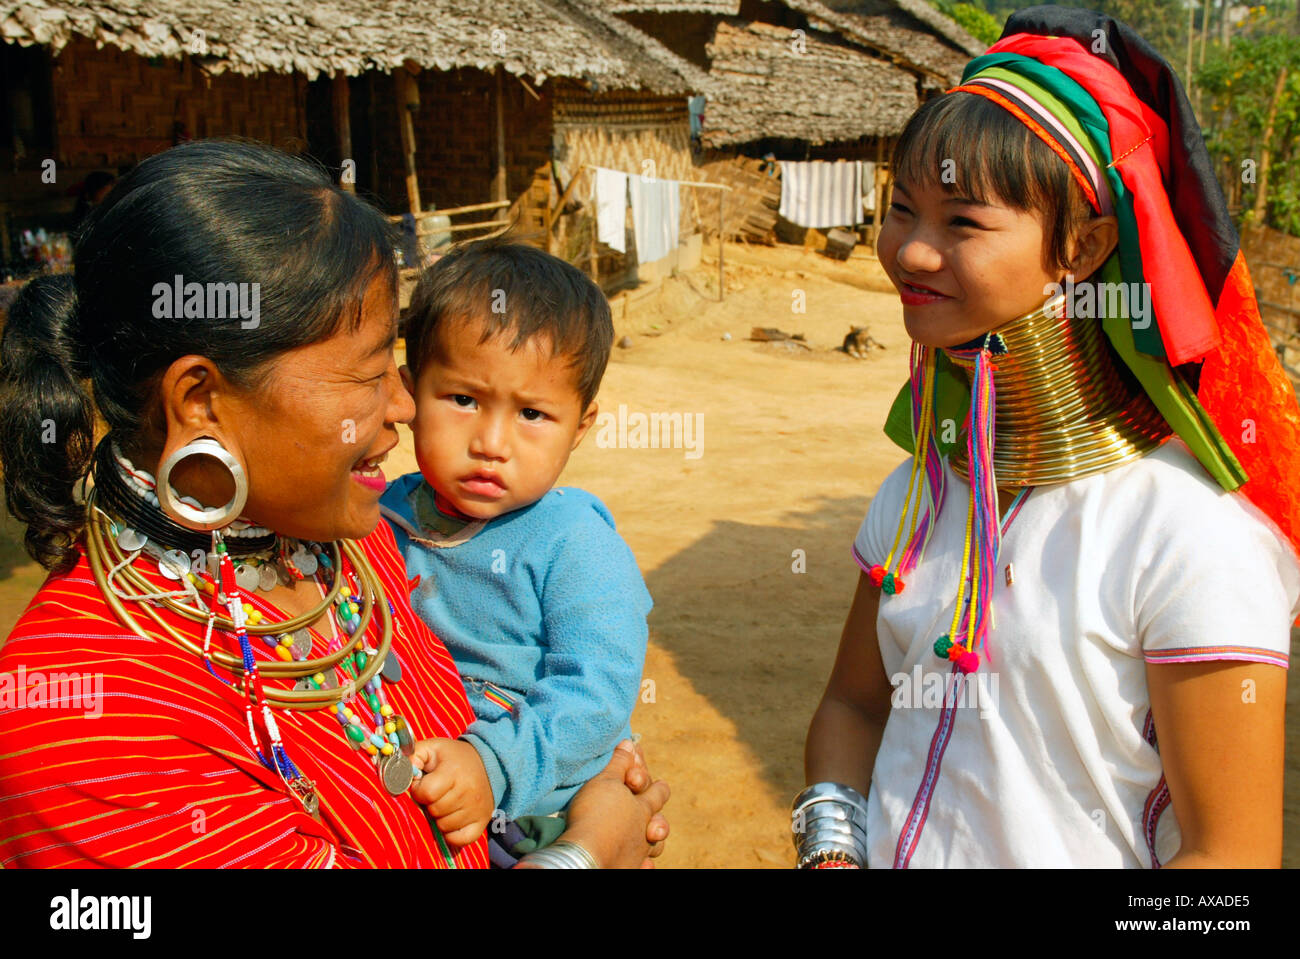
(2, 240, 1297, 868)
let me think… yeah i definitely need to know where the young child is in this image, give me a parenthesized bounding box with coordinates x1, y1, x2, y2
(799, 7, 1300, 868)
(381, 238, 652, 849)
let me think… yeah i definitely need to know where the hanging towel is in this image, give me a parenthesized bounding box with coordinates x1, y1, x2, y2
(628, 175, 681, 264)
(778, 160, 864, 229)
(860, 160, 877, 213)
(593, 167, 629, 253)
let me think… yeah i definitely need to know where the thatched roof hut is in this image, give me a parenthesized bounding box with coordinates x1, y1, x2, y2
(0, 0, 715, 91)
(611, 0, 741, 11)
(703, 18, 918, 146)
(613, 0, 983, 149)
(812, 0, 983, 90)
(1, 1, 720, 285)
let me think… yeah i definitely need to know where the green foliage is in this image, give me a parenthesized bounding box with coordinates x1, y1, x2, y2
(1091, 0, 1189, 71)
(1198, 30, 1300, 235)
(932, 0, 1004, 46)
(926, 0, 1300, 237)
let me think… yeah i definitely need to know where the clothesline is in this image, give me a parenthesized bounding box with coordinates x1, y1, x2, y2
(579, 164, 728, 302)
(580, 164, 733, 191)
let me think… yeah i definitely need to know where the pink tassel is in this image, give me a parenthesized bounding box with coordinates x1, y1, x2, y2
(946, 333, 1005, 666)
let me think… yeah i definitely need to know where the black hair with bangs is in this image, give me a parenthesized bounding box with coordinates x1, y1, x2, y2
(405, 236, 613, 409)
(891, 91, 1094, 273)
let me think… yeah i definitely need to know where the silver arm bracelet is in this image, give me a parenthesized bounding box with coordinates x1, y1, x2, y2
(798, 825, 867, 862)
(792, 782, 871, 820)
(791, 782, 870, 868)
(800, 819, 868, 850)
(518, 839, 600, 869)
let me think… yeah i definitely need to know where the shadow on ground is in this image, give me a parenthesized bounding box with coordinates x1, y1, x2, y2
(642, 492, 1300, 868)
(640, 491, 871, 817)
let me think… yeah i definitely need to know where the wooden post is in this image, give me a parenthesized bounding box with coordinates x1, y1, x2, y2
(367, 73, 379, 197)
(718, 186, 725, 302)
(544, 162, 553, 256)
(396, 70, 421, 215)
(871, 136, 883, 246)
(1196, 0, 1210, 113)
(183, 54, 198, 143)
(1252, 66, 1289, 222)
(588, 173, 599, 288)
(493, 66, 507, 204)
(332, 73, 354, 194)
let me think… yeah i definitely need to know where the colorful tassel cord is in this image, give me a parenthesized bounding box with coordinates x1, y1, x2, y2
(868, 343, 948, 596)
(936, 332, 1005, 672)
(871, 333, 1007, 675)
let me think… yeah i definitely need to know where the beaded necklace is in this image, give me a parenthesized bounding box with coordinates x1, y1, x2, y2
(173, 526, 424, 814)
(87, 443, 433, 828)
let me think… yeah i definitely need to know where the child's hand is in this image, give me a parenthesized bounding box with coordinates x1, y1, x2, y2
(410, 737, 495, 847)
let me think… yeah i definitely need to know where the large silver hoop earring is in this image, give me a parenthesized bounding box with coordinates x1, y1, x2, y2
(156, 437, 248, 531)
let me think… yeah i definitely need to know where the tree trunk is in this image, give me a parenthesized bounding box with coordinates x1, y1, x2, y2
(1253, 66, 1289, 223)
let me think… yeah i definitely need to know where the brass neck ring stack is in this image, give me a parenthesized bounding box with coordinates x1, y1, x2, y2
(945, 292, 1171, 487)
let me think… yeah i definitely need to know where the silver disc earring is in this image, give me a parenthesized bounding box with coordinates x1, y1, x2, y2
(155, 437, 249, 531)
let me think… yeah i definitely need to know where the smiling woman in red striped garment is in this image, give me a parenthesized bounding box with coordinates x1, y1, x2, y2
(0, 139, 668, 869)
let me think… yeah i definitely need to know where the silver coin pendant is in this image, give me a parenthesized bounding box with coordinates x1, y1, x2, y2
(234, 563, 261, 594)
(158, 549, 190, 580)
(294, 548, 319, 577)
(381, 753, 414, 795)
(380, 650, 403, 684)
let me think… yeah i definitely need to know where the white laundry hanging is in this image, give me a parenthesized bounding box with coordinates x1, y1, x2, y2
(592, 167, 629, 253)
(628, 175, 681, 264)
(778, 160, 865, 229)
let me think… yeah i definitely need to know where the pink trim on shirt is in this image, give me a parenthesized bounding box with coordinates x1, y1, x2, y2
(1144, 646, 1288, 669)
(850, 543, 874, 578)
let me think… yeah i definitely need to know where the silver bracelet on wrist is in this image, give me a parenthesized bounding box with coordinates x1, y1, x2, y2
(791, 781, 870, 869)
(518, 839, 600, 869)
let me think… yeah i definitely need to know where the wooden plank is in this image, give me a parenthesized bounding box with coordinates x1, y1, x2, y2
(446, 219, 511, 233)
(546, 166, 584, 231)
(395, 200, 509, 220)
(493, 66, 507, 204)
(718, 188, 725, 302)
(870, 136, 882, 242)
(395, 70, 421, 215)
(544, 163, 553, 255)
(367, 73, 380, 196)
(588, 170, 598, 286)
(332, 73, 354, 194)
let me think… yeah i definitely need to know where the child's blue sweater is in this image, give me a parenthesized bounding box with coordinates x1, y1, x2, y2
(379, 473, 652, 818)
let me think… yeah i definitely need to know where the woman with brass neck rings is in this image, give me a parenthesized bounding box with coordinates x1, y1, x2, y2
(0, 139, 668, 869)
(798, 10, 1300, 869)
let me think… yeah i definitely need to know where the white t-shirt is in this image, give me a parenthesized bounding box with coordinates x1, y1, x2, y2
(852, 436, 1299, 868)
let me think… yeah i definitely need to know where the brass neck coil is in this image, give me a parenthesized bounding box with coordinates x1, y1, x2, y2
(945, 294, 1171, 487)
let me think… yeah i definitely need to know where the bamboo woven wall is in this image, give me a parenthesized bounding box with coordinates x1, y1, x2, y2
(557, 89, 697, 211)
(51, 37, 307, 170)
(552, 91, 700, 284)
(557, 124, 699, 229)
(1242, 223, 1300, 384)
(692, 155, 780, 242)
